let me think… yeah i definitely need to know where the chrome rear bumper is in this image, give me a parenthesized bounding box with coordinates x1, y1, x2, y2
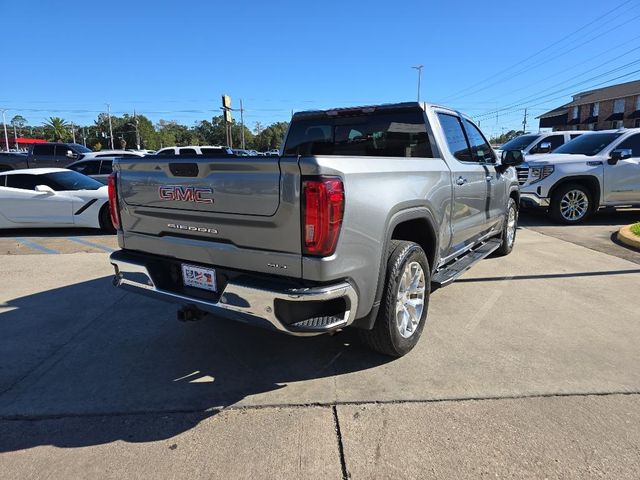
(110, 251, 358, 336)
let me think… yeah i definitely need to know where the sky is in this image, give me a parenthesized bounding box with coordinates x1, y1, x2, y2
(1, 0, 639, 138)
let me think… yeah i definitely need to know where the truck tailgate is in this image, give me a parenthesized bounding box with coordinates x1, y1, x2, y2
(115, 156, 303, 278)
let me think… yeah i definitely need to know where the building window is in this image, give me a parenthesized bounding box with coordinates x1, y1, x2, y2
(613, 99, 625, 114)
(591, 102, 599, 116)
(587, 123, 595, 131)
(572, 106, 579, 119)
(636, 96, 640, 111)
(635, 119, 640, 128)
(612, 120, 624, 129)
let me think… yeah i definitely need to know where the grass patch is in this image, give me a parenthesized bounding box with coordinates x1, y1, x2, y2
(631, 223, 640, 237)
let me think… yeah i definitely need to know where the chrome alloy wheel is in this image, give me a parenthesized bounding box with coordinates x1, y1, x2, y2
(506, 204, 517, 247)
(560, 189, 589, 222)
(395, 261, 426, 339)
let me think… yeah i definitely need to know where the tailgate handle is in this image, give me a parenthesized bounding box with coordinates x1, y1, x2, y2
(169, 163, 199, 177)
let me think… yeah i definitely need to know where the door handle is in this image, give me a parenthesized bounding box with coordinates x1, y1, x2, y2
(456, 176, 468, 186)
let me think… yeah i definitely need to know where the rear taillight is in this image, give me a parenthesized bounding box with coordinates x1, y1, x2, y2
(302, 177, 344, 256)
(107, 172, 121, 230)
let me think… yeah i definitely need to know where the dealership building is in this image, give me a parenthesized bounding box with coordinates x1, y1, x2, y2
(538, 79, 640, 131)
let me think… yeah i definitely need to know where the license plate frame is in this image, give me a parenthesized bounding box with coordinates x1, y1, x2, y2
(181, 263, 217, 292)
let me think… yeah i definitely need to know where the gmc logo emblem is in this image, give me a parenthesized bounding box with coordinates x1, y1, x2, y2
(158, 185, 214, 204)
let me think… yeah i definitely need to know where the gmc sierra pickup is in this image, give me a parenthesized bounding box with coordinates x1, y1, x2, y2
(518, 128, 640, 223)
(108, 102, 523, 357)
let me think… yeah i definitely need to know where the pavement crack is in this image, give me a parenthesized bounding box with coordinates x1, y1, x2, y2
(332, 405, 349, 480)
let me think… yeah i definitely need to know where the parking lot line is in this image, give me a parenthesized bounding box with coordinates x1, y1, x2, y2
(67, 237, 116, 253)
(15, 238, 59, 255)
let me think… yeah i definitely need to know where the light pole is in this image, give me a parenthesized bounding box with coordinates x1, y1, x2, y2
(412, 65, 424, 102)
(106, 103, 114, 149)
(0, 109, 9, 152)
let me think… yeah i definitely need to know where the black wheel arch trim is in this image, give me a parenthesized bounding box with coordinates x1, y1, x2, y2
(548, 175, 601, 206)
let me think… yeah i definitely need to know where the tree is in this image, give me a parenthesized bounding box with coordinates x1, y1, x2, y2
(10, 115, 27, 136)
(253, 122, 289, 151)
(490, 130, 523, 146)
(44, 117, 70, 141)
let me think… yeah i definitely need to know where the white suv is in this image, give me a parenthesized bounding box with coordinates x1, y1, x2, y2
(519, 129, 640, 223)
(155, 146, 233, 156)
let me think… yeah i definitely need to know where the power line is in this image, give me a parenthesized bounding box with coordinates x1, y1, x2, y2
(473, 59, 640, 120)
(473, 69, 640, 122)
(444, 0, 639, 102)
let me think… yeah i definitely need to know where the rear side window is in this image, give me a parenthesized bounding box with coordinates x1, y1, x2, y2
(33, 144, 55, 155)
(616, 134, 640, 157)
(462, 119, 495, 163)
(156, 149, 175, 156)
(100, 160, 113, 174)
(569, 134, 582, 140)
(0, 175, 6, 186)
(6, 174, 39, 190)
(69, 161, 100, 175)
(179, 148, 198, 156)
(437, 113, 472, 162)
(284, 110, 433, 158)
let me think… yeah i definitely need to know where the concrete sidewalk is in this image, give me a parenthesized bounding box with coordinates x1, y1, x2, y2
(1, 228, 639, 478)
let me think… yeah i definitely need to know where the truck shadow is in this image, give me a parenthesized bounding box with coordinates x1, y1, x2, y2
(0, 276, 390, 452)
(519, 208, 640, 227)
(0, 227, 114, 238)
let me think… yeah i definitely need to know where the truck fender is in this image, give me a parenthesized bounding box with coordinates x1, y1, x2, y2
(351, 206, 439, 330)
(548, 175, 602, 205)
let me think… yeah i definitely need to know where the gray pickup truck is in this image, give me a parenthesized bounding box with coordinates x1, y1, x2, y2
(108, 102, 523, 356)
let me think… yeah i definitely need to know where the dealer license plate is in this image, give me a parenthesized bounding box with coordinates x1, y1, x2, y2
(181, 264, 217, 292)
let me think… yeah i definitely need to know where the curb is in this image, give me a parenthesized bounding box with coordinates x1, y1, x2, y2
(617, 225, 640, 250)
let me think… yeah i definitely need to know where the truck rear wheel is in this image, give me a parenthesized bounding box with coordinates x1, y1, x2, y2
(358, 240, 430, 357)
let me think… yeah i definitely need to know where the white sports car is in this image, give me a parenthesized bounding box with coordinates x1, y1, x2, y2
(0, 168, 114, 231)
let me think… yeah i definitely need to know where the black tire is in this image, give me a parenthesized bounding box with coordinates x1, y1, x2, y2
(494, 197, 518, 256)
(358, 240, 430, 357)
(99, 204, 116, 233)
(550, 183, 593, 225)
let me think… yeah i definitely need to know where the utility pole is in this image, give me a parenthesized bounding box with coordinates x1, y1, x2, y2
(70, 123, 76, 143)
(13, 123, 18, 150)
(82, 127, 87, 147)
(106, 103, 114, 149)
(0, 109, 9, 152)
(522, 108, 528, 133)
(412, 65, 424, 102)
(134, 109, 141, 149)
(240, 99, 245, 150)
(221, 95, 232, 148)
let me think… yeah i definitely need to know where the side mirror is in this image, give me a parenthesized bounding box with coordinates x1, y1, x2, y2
(536, 142, 552, 154)
(608, 148, 632, 165)
(496, 150, 524, 173)
(35, 185, 55, 194)
(501, 149, 524, 166)
(66, 150, 78, 159)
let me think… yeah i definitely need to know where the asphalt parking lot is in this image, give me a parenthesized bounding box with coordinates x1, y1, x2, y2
(1, 216, 639, 479)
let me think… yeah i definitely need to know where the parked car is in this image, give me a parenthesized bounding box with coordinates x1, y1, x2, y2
(519, 128, 640, 223)
(0, 143, 92, 171)
(497, 131, 588, 158)
(154, 146, 234, 156)
(265, 149, 280, 156)
(108, 101, 522, 357)
(80, 150, 145, 160)
(66, 158, 115, 184)
(128, 149, 156, 155)
(0, 151, 28, 172)
(0, 168, 113, 231)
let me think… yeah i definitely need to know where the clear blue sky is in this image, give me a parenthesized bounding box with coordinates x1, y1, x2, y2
(2, 0, 639, 137)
